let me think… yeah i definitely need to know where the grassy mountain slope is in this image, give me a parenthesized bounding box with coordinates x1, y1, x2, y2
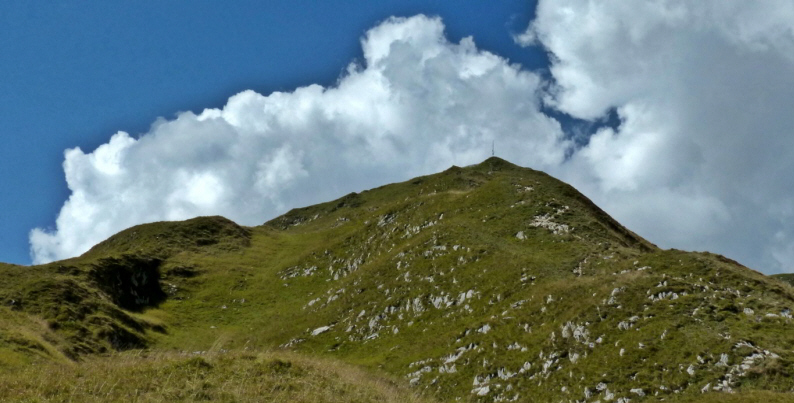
(0, 350, 429, 403)
(2, 157, 794, 402)
(772, 274, 794, 287)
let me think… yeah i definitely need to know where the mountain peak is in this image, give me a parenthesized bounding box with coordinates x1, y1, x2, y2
(478, 155, 519, 169)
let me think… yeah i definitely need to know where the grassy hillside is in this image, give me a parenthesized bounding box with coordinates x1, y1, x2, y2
(772, 273, 794, 287)
(2, 157, 794, 402)
(0, 350, 430, 403)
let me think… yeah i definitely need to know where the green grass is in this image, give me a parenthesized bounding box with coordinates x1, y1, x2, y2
(0, 349, 433, 403)
(772, 273, 794, 287)
(2, 157, 794, 402)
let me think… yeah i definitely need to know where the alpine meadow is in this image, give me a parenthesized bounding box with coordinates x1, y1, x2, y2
(2, 158, 794, 402)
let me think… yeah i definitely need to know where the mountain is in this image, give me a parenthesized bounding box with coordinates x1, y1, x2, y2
(2, 157, 794, 402)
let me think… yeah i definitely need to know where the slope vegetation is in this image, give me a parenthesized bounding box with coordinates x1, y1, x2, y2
(2, 157, 794, 402)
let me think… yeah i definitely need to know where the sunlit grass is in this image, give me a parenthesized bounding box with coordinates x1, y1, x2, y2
(2, 158, 794, 401)
(0, 349, 434, 403)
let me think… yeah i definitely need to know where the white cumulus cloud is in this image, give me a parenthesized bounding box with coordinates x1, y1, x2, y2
(523, 0, 794, 273)
(30, 15, 568, 264)
(34, 5, 794, 275)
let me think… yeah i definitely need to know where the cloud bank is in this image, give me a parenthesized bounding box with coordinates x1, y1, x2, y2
(32, 4, 794, 275)
(522, 1, 794, 273)
(30, 15, 567, 264)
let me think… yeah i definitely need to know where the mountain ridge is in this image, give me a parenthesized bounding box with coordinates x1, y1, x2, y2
(2, 157, 794, 402)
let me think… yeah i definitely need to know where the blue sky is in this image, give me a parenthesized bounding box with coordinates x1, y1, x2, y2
(0, 1, 540, 264)
(4, 1, 794, 274)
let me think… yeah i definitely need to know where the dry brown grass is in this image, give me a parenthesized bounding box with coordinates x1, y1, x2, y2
(0, 349, 436, 403)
